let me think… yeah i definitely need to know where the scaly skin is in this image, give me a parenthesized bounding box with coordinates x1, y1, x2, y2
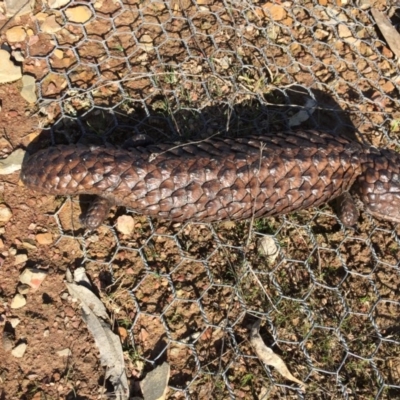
(20, 130, 400, 228)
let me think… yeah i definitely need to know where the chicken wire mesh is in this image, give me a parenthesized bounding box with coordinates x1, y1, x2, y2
(10, 0, 400, 398)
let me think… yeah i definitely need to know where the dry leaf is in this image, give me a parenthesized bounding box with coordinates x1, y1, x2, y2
(66, 282, 109, 321)
(371, 8, 400, 60)
(66, 271, 129, 399)
(289, 98, 317, 127)
(250, 319, 306, 390)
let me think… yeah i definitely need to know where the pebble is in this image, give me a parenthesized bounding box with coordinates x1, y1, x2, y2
(0, 148, 25, 175)
(262, 3, 287, 21)
(0, 204, 12, 223)
(41, 15, 62, 34)
(139, 34, 154, 51)
(14, 253, 28, 265)
(60, 292, 69, 300)
(65, 5, 92, 23)
(9, 247, 17, 256)
(5, 0, 33, 16)
(11, 342, 27, 358)
(48, 0, 71, 8)
(56, 348, 71, 357)
(0, 49, 22, 83)
(53, 49, 64, 59)
(20, 75, 37, 104)
(11, 50, 25, 62)
(338, 24, 359, 45)
(22, 240, 37, 250)
(9, 317, 21, 328)
(118, 326, 128, 342)
(116, 215, 134, 235)
(258, 236, 279, 263)
(5, 26, 26, 42)
(35, 232, 53, 245)
(10, 294, 26, 309)
(19, 267, 48, 291)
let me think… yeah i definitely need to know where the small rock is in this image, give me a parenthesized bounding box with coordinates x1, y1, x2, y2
(116, 215, 134, 235)
(48, 0, 71, 8)
(20, 75, 37, 104)
(22, 240, 37, 250)
(35, 232, 53, 245)
(118, 326, 128, 342)
(0, 239, 4, 249)
(7, 112, 18, 120)
(262, 3, 287, 21)
(56, 348, 71, 357)
(169, 347, 180, 358)
(53, 49, 64, 59)
(314, 28, 330, 40)
(0, 49, 22, 84)
(10, 294, 26, 309)
(0, 204, 12, 223)
(11, 342, 27, 358)
(19, 267, 48, 291)
(5, 26, 27, 42)
(14, 254, 28, 265)
(359, 0, 371, 10)
(0, 149, 25, 175)
(43, 329, 49, 337)
(11, 50, 25, 62)
(65, 5, 92, 23)
(17, 284, 30, 295)
(60, 292, 69, 300)
(41, 15, 62, 34)
(258, 235, 279, 264)
(35, 10, 49, 21)
(338, 24, 359, 45)
(382, 80, 395, 94)
(5, 0, 33, 16)
(140, 362, 170, 400)
(139, 34, 154, 51)
(9, 318, 21, 328)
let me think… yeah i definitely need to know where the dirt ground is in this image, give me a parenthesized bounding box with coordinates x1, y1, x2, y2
(1, 0, 400, 399)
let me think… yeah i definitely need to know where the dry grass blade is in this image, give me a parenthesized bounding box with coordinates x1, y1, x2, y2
(250, 319, 306, 391)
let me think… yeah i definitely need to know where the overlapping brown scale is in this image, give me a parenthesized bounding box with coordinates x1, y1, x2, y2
(21, 130, 368, 226)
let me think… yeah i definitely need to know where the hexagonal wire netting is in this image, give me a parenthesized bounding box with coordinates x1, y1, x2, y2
(16, 0, 400, 398)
